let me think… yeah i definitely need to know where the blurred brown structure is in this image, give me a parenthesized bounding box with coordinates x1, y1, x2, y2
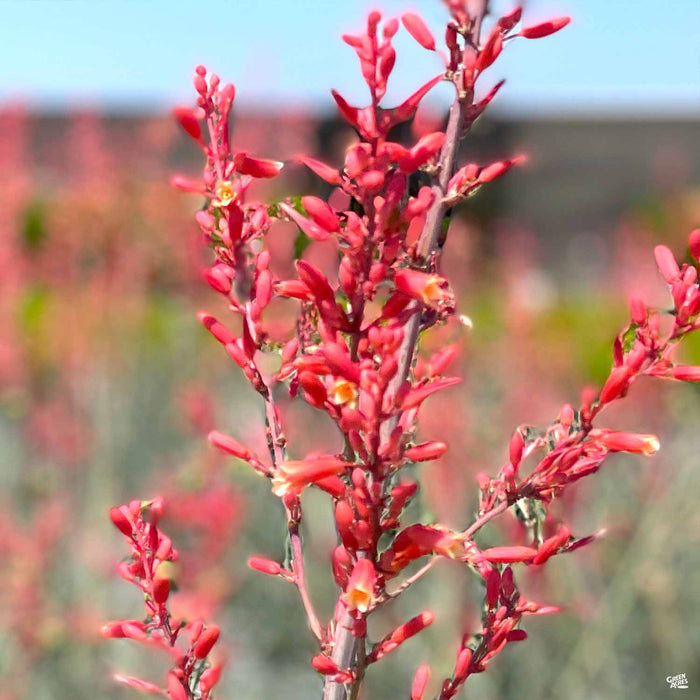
(26, 110, 700, 285)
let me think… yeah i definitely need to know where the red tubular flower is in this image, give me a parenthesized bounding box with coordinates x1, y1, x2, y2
(597, 431, 660, 456)
(331, 90, 360, 129)
(302, 196, 341, 233)
(405, 441, 448, 462)
(106, 498, 224, 697)
(654, 244, 681, 283)
(207, 430, 251, 459)
(200, 666, 223, 693)
(109, 507, 133, 537)
(454, 647, 473, 679)
(508, 430, 524, 466)
(271, 457, 351, 497)
(520, 17, 571, 39)
(476, 30, 503, 72)
(599, 365, 632, 405)
(198, 313, 237, 346)
(248, 556, 282, 576)
(478, 156, 526, 184)
(167, 672, 188, 700)
(533, 526, 571, 565)
(297, 155, 343, 185)
(193, 625, 220, 659)
(323, 344, 362, 384)
(401, 13, 436, 50)
(479, 546, 538, 564)
(280, 202, 332, 241)
(381, 524, 464, 573)
(152, 577, 170, 605)
(670, 366, 700, 382)
(400, 132, 446, 172)
(395, 269, 452, 308)
(298, 371, 328, 408)
(411, 664, 431, 700)
(369, 611, 435, 662)
(173, 107, 202, 142)
(170, 175, 207, 195)
(471, 79, 506, 119)
(234, 152, 284, 178)
(312, 655, 341, 675)
(497, 7, 522, 32)
(629, 295, 647, 325)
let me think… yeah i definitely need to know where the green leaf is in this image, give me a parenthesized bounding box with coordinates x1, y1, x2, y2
(620, 323, 638, 355)
(293, 231, 311, 260)
(20, 285, 49, 334)
(22, 202, 48, 250)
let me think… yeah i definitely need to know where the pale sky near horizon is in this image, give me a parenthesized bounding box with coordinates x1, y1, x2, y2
(2, 0, 699, 116)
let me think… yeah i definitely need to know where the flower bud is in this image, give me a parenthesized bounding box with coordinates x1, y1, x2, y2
(405, 441, 448, 462)
(520, 17, 570, 39)
(654, 245, 680, 284)
(248, 556, 281, 576)
(194, 625, 220, 659)
(109, 507, 132, 537)
(479, 546, 538, 564)
(200, 666, 222, 693)
(152, 577, 170, 605)
(402, 13, 436, 50)
(167, 672, 188, 700)
(411, 664, 431, 700)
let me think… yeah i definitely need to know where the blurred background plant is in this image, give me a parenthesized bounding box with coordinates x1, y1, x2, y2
(1, 1, 699, 698)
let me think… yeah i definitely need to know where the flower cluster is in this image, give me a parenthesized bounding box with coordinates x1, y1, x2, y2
(104, 1, 700, 698)
(104, 498, 223, 699)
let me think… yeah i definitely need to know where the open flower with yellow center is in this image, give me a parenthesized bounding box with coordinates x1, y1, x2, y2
(329, 379, 358, 408)
(271, 456, 350, 497)
(213, 180, 236, 207)
(379, 524, 465, 574)
(343, 559, 376, 613)
(394, 269, 452, 309)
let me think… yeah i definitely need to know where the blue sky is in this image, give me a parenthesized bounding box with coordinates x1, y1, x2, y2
(2, 0, 699, 116)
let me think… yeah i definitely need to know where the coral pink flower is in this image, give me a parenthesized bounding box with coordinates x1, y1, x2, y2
(597, 431, 660, 456)
(343, 559, 377, 613)
(271, 457, 350, 497)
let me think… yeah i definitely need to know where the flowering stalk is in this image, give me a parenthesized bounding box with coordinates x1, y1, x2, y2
(104, 498, 223, 698)
(105, 1, 700, 698)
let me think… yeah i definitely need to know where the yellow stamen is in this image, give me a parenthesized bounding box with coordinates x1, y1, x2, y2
(214, 181, 236, 207)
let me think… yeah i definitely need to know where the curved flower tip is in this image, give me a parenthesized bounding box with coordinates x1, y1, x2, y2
(598, 431, 660, 456)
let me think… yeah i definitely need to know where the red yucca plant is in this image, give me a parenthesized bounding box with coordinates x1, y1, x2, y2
(104, 2, 700, 698)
